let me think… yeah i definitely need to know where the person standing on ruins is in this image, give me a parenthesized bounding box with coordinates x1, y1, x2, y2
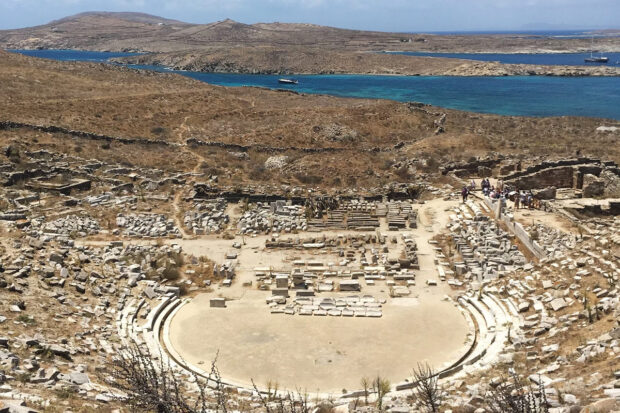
(514, 191, 520, 209)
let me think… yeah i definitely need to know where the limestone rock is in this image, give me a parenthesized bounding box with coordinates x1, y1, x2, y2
(264, 155, 288, 170)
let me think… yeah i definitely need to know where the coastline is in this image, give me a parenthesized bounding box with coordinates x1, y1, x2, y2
(113, 52, 620, 77)
(7, 45, 620, 77)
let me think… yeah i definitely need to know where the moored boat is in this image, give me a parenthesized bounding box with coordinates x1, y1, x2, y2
(278, 78, 298, 84)
(584, 37, 608, 63)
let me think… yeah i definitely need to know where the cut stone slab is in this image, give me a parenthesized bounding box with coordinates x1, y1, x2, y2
(549, 298, 567, 312)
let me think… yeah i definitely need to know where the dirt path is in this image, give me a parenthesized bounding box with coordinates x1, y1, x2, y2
(171, 115, 207, 239)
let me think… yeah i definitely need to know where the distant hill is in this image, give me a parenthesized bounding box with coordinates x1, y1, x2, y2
(0, 11, 411, 52)
(49, 11, 187, 26)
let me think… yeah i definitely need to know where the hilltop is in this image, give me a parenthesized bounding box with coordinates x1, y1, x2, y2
(0, 12, 407, 52)
(49, 11, 187, 25)
(2, 12, 619, 53)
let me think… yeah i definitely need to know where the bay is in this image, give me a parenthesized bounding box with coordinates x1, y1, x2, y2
(8, 49, 620, 120)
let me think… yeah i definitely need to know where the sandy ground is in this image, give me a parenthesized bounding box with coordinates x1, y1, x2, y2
(169, 291, 468, 393)
(512, 207, 580, 235)
(167, 198, 471, 393)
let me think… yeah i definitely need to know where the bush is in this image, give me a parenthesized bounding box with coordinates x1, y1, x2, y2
(151, 126, 168, 135)
(295, 174, 323, 185)
(395, 166, 412, 180)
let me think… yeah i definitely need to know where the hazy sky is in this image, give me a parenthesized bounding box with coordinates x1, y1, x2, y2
(1, 0, 619, 31)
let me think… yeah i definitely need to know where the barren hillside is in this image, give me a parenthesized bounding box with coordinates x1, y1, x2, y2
(1, 50, 618, 189)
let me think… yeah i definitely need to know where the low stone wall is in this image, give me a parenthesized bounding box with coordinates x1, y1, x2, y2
(482, 196, 545, 259)
(483, 196, 503, 219)
(0, 120, 174, 147)
(507, 220, 546, 259)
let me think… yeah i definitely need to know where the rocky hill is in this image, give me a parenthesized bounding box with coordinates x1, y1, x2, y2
(0, 12, 408, 52)
(2, 12, 619, 54)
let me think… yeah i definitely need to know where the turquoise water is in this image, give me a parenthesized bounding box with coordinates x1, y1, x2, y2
(385, 51, 620, 67)
(8, 49, 620, 120)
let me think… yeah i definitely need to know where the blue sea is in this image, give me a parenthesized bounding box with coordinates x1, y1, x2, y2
(420, 30, 619, 38)
(8, 49, 620, 120)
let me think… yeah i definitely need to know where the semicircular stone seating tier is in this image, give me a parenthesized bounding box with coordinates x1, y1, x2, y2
(116, 287, 523, 397)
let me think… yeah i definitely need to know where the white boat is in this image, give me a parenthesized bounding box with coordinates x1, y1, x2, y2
(278, 78, 298, 85)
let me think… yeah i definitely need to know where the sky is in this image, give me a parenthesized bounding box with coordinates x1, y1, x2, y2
(1, 0, 619, 32)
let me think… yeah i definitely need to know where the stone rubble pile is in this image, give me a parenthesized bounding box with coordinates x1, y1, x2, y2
(255, 231, 420, 301)
(453, 212, 620, 405)
(115, 243, 184, 287)
(183, 198, 229, 235)
(449, 201, 526, 281)
(30, 214, 101, 239)
(0, 233, 192, 408)
(116, 213, 181, 238)
(238, 201, 307, 234)
(526, 222, 577, 259)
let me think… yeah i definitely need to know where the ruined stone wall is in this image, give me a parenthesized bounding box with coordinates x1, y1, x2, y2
(501, 158, 602, 181)
(507, 166, 575, 190)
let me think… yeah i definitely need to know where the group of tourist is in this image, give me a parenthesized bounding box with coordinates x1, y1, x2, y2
(480, 178, 510, 200)
(514, 190, 541, 209)
(463, 178, 541, 210)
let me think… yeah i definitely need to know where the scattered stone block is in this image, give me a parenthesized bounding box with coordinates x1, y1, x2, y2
(210, 298, 226, 308)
